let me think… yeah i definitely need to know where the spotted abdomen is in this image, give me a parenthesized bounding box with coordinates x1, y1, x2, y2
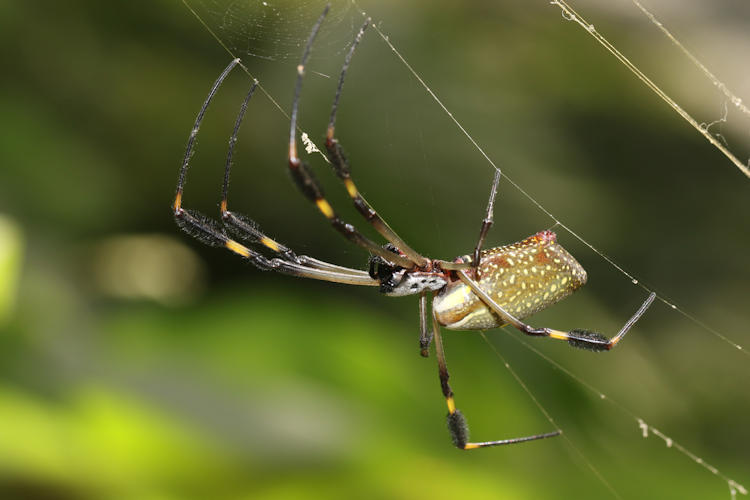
(434, 231, 587, 330)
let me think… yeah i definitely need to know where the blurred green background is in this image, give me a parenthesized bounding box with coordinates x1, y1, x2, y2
(1, 1, 749, 499)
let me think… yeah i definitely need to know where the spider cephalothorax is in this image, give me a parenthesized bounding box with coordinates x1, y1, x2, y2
(173, 4, 655, 450)
(368, 244, 447, 296)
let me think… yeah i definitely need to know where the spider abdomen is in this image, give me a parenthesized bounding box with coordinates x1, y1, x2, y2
(434, 231, 587, 330)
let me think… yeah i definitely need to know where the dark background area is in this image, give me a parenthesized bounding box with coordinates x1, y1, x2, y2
(0, 1, 748, 499)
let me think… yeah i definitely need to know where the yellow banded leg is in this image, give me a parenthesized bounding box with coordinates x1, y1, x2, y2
(284, 6, 415, 271)
(321, 16, 430, 268)
(175, 205, 378, 285)
(213, 89, 378, 281)
(324, 126, 430, 267)
(315, 198, 335, 219)
(431, 313, 560, 450)
(286, 154, 414, 269)
(332, 161, 430, 268)
(456, 270, 656, 353)
(216, 76, 298, 259)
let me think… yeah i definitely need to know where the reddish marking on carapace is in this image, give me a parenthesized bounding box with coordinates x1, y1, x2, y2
(495, 256, 512, 268)
(535, 248, 550, 265)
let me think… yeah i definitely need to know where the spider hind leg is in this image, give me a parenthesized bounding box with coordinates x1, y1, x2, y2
(431, 312, 561, 450)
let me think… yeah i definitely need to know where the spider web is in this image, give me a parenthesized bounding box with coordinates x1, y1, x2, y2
(178, 0, 749, 498)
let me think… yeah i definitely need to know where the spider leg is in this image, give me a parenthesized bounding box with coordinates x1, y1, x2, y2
(324, 18, 430, 268)
(218, 79, 293, 257)
(471, 169, 501, 269)
(419, 169, 499, 274)
(173, 59, 376, 286)
(431, 312, 560, 449)
(286, 7, 418, 270)
(175, 207, 377, 286)
(419, 292, 434, 357)
(456, 270, 657, 351)
(217, 73, 369, 279)
(174, 58, 240, 213)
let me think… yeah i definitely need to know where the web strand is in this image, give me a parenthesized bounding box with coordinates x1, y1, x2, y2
(479, 332, 623, 499)
(629, 0, 750, 119)
(549, 0, 750, 179)
(180, 0, 331, 165)
(490, 328, 747, 497)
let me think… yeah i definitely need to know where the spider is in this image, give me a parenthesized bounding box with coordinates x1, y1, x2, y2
(173, 5, 656, 450)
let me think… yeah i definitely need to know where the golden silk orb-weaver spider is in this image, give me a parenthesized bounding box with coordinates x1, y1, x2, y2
(173, 5, 656, 450)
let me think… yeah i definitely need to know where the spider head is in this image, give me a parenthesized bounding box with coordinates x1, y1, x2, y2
(369, 244, 446, 296)
(368, 244, 403, 294)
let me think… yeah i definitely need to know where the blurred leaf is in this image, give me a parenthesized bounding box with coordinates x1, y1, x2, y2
(0, 216, 23, 327)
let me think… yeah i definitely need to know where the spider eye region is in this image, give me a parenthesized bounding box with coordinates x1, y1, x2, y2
(368, 253, 446, 297)
(368, 254, 397, 279)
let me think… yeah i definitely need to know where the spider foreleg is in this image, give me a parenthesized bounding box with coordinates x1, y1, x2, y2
(175, 208, 232, 250)
(285, 7, 417, 270)
(321, 17, 430, 268)
(175, 207, 270, 270)
(216, 77, 296, 259)
(174, 58, 240, 215)
(175, 204, 377, 285)
(218, 208, 378, 279)
(221, 209, 299, 263)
